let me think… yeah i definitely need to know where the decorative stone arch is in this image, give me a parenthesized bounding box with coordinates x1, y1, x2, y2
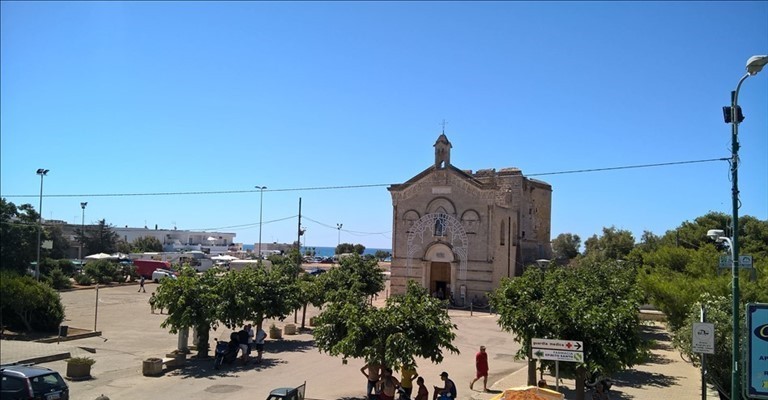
(461, 209, 480, 233)
(402, 210, 420, 232)
(406, 213, 468, 280)
(426, 197, 456, 215)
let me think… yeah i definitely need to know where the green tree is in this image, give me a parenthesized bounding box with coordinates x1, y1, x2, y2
(297, 273, 326, 329)
(130, 236, 163, 252)
(374, 250, 392, 260)
(313, 281, 459, 368)
(335, 242, 366, 255)
(79, 219, 120, 255)
(323, 253, 384, 303)
(490, 261, 646, 400)
(216, 266, 300, 330)
(0, 199, 39, 274)
(582, 227, 635, 262)
(155, 267, 220, 357)
(45, 224, 71, 260)
(0, 270, 65, 332)
(83, 259, 121, 284)
(551, 233, 581, 262)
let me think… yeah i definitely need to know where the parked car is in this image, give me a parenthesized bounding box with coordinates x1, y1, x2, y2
(0, 364, 69, 400)
(305, 267, 326, 276)
(151, 269, 177, 283)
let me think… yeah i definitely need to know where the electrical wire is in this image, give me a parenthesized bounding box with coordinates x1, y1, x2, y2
(1, 157, 728, 199)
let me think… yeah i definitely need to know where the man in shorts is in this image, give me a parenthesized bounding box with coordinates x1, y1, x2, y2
(470, 345, 489, 391)
(254, 325, 267, 363)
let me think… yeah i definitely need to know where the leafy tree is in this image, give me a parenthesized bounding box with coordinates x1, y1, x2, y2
(490, 261, 646, 400)
(130, 236, 163, 252)
(582, 227, 635, 262)
(374, 250, 392, 260)
(297, 273, 326, 329)
(79, 219, 120, 255)
(323, 253, 384, 303)
(335, 242, 365, 255)
(45, 267, 72, 290)
(313, 281, 459, 368)
(45, 224, 71, 260)
(83, 259, 121, 284)
(155, 267, 220, 357)
(0, 199, 39, 274)
(551, 233, 581, 262)
(0, 270, 65, 332)
(216, 266, 300, 330)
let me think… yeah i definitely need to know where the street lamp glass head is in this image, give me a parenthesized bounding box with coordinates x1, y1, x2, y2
(746, 55, 768, 76)
(36, 169, 49, 175)
(707, 229, 726, 242)
(81, 202, 88, 208)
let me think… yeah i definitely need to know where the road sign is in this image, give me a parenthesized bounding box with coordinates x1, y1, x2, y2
(532, 348, 584, 362)
(532, 338, 583, 352)
(747, 303, 768, 399)
(692, 322, 715, 354)
(719, 254, 753, 269)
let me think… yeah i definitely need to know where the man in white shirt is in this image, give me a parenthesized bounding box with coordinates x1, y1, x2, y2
(254, 325, 267, 363)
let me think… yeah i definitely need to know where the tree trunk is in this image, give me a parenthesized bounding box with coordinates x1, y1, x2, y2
(575, 366, 586, 400)
(301, 303, 307, 329)
(196, 325, 209, 358)
(528, 358, 537, 386)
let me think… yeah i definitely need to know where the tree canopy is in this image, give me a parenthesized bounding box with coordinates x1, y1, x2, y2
(335, 242, 365, 255)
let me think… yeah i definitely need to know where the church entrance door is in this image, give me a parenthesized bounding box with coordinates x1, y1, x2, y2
(430, 262, 450, 300)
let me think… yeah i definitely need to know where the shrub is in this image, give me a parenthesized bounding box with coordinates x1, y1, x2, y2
(67, 356, 96, 366)
(0, 271, 65, 332)
(75, 273, 93, 285)
(45, 267, 72, 290)
(84, 259, 119, 284)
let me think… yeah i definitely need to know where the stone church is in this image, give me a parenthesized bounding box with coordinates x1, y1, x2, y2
(388, 134, 552, 304)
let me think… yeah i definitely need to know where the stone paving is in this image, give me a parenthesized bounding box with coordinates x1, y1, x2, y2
(0, 282, 720, 399)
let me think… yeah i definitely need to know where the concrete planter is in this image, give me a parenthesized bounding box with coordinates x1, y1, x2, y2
(269, 326, 282, 339)
(283, 324, 296, 335)
(66, 363, 91, 381)
(165, 352, 186, 368)
(142, 358, 163, 376)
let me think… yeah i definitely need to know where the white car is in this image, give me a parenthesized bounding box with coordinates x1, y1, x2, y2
(152, 269, 177, 283)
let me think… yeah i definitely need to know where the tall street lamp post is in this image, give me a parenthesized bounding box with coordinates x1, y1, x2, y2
(256, 186, 267, 259)
(722, 54, 767, 400)
(35, 168, 49, 280)
(80, 202, 88, 264)
(336, 223, 343, 248)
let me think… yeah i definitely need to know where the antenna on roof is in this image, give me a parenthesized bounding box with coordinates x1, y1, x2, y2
(440, 119, 448, 134)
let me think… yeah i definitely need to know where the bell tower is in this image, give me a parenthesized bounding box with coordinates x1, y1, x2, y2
(434, 133, 452, 169)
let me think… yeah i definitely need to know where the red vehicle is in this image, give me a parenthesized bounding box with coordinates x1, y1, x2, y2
(133, 259, 171, 278)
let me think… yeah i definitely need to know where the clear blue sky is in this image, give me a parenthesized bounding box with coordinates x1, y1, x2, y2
(2, 1, 766, 250)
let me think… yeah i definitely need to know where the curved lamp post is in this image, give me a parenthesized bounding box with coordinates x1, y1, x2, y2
(723, 54, 767, 400)
(256, 186, 267, 259)
(35, 168, 49, 280)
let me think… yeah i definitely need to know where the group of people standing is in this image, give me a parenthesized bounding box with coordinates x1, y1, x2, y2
(360, 345, 488, 400)
(230, 323, 267, 364)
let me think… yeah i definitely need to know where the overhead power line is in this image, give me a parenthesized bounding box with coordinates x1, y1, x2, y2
(2, 157, 727, 199)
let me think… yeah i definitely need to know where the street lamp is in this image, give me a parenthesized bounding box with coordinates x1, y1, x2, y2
(722, 54, 767, 400)
(35, 168, 49, 280)
(256, 186, 267, 259)
(79, 202, 88, 264)
(336, 223, 343, 248)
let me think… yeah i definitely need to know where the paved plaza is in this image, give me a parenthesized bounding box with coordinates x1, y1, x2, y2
(1, 282, 718, 399)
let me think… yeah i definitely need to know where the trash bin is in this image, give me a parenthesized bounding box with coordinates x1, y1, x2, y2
(59, 325, 69, 337)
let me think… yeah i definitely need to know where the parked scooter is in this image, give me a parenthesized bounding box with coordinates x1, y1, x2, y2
(213, 335, 239, 369)
(585, 371, 613, 400)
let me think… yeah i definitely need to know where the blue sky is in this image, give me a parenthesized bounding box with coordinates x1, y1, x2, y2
(2, 1, 766, 250)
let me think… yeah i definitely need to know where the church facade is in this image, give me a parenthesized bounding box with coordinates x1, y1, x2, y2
(387, 134, 552, 304)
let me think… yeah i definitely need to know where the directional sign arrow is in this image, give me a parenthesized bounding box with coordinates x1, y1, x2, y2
(574, 342, 582, 350)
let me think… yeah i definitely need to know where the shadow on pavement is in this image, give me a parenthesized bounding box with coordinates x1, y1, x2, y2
(267, 339, 316, 354)
(168, 357, 287, 379)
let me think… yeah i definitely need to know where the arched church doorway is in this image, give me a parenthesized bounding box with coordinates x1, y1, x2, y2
(430, 262, 451, 300)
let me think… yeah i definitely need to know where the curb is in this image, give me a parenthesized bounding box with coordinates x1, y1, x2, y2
(36, 331, 103, 344)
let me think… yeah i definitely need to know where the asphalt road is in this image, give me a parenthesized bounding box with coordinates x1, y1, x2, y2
(36, 282, 526, 400)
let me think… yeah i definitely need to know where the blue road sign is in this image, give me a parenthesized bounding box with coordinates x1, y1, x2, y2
(747, 303, 768, 399)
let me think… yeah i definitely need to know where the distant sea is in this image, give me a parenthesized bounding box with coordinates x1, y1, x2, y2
(241, 245, 391, 258)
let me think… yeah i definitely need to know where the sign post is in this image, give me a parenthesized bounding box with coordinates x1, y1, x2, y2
(747, 303, 768, 399)
(532, 338, 584, 392)
(693, 307, 715, 400)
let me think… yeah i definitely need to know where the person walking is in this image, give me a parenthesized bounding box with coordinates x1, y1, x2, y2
(414, 377, 429, 400)
(432, 372, 456, 400)
(138, 275, 146, 292)
(237, 325, 249, 364)
(148, 292, 157, 314)
(361, 361, 381, 400)
(470, 345, 489, 391)
(246, 324, 255, 358)
(400, 364, 418, 398)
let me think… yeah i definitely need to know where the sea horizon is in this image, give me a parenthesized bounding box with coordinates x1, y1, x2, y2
(241, 244, 391, 258)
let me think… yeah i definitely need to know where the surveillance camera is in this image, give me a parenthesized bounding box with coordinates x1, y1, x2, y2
(707, 229, 726, 242)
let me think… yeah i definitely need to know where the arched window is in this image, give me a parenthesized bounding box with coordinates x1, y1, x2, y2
(434, 208, 447, 237)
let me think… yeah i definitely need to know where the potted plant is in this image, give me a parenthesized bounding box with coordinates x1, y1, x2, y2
(66, 356, 95, 380)
(269, 323, 282, 339)
(142, 357, 163, 376)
